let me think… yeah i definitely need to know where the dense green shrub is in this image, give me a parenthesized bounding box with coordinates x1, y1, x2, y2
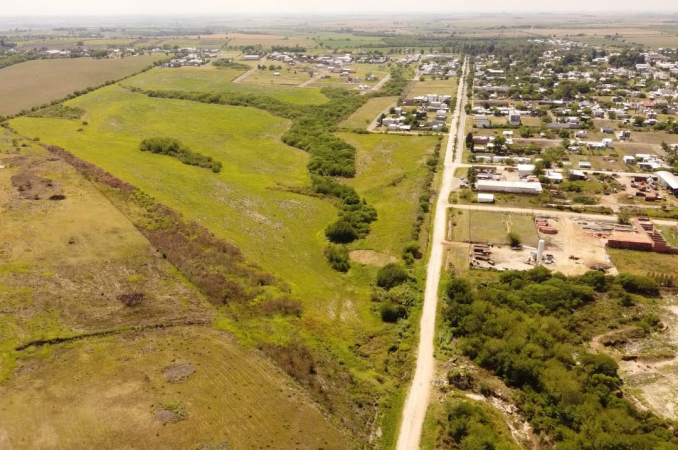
(325, 220, 358, 244)
(402, 241, 422, 263)
(441, 268, 678, 449)
(212, 59, 250, 70)
(27, 105, 85, 120)
(139, 137, 222, 173)
(325, 244, 350, 272)
(443, 401, 521, 450)
(380, 303, 407, 323)
(616, 273, 660, 296)
(507, 231, 521, 247)
(376, 263, 409, 290)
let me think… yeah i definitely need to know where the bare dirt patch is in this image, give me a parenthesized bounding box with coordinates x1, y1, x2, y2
(469, 216, 616, 276)
(155, 408, 186, 424)
(592, 300, 678, 420)
(163, 363, 196, 383)
(349, 249, 396, 267)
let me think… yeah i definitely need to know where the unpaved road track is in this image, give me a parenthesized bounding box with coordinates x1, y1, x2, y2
(232, 67, 257, 83)
(396, 57, 469, 450)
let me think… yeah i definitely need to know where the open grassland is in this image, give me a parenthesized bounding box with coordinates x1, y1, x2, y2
(408, 77, 457, 98)
(449, 209, 538, 246)
(241, 67, 311, 86)
(304, 33, 386, 49)
(125, 66, 329, 105)
(9, 86, 392, 393)
(0, 141, 210, 374)
(225, 33, 316, 48)
(339, 133, 437, 258)
(17, 38, 138, 50)
(0, 133, 351, 449)
(0, 327, 350, 450)
(0, 56, 159, 116)
(157, 38, 229, 48)
(339, 96, 397, 129)
(608, 248, 678, 276)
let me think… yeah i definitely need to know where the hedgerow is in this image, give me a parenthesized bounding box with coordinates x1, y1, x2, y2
(139, 137, 223, 173)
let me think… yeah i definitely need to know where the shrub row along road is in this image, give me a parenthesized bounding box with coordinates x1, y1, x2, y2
(396, 56, 470, 450)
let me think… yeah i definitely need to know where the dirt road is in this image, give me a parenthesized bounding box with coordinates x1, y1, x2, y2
(232, 67, 257, 83)
(447, 204, 678, 228)
(396, 57, 469, 450)
(298, 71, 326, 88)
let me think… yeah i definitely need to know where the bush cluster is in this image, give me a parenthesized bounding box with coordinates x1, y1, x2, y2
(211, 59, 250, 70)
(139, 137, 222, 173)
(442, 267, 677, 448)
(27, 105, 85, 120)
(324, 244, 350, 272)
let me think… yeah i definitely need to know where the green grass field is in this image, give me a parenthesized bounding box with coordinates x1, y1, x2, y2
(304, 33, 386, 49)
(9, 85, 392, 388)
(608, 248, 678, 276)
(339, 133, 437, 257)
(339, 96, 397, 129)
(125, 66, 329, 105)
(449, 209, 538, 246)
(0, 136, 349, 449)
(408, 77, 457, 98)
(9, 81, 429, 446)
(0, 56, 160, 116)
(0, 327, 350, 450)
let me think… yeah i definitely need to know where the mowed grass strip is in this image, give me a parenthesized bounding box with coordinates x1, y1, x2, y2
(339, 96, 397, 129)
(0, 56, 160, 116)
(125, 65, 329, 105)
(0, 327, 352, 450)
(339, 132, 437, 257)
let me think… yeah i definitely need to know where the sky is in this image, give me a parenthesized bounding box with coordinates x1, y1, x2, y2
(3, 0, 678, 16)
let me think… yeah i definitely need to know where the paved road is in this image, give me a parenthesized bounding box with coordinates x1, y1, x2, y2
(396, 57, 469, 450)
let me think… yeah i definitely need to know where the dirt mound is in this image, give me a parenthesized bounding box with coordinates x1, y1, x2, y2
(154, 409, 184, 424)
(163, 363, 196, 383)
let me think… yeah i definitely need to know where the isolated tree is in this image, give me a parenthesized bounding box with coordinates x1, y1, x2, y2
(507, 231, 522, 247)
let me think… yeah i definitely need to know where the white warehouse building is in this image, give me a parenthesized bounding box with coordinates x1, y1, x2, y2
(655, 171, 678, 196)
(476, 180, 543, 195)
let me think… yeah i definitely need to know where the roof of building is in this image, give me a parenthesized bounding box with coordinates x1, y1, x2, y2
(607, 231, 653, 245)
(656, 171, 678, 190)
(477, 193, 495, 201)
(476, 180, 543, 193)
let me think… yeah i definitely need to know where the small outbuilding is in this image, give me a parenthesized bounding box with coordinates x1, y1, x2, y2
(477, 193, 495, 203)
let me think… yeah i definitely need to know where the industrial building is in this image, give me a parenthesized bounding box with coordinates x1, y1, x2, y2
(606, 217, 678, 253)
(476, 180, 543, 195)
(656, 171, 678, 196)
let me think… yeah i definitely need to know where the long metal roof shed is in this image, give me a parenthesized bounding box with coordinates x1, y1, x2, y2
(656, 171, 678, 192)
